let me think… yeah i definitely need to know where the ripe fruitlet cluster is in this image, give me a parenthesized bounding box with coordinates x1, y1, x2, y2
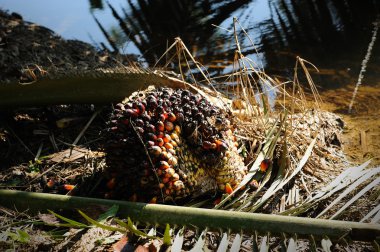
(105, 87, 246, 202)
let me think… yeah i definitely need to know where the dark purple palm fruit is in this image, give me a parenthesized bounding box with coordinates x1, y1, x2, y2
(104, 88, 246, 203)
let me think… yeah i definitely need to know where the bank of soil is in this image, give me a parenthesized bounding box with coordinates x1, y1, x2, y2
(0, 9, 135, 84)
(320, 84, 380, 165)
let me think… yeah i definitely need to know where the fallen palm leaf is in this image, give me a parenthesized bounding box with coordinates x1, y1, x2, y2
(47, 209, 88, 229)
(259, 234, 270, 252)
(171, 228, 184, 252)
(216, 232, 228, 252)
(113, 218, 156, 239)
(371, 210, 380, 224)
(147, 227, 156, 237)
(51, 205, 157, 239)
(189, 229, 206, 252)
(0, 68, 191, 109)
(77, 209, 125, 233)
(163, 224, 171, 246)
(252, 232, 259, 251)
(230, 233, 242, 251)
(5, 229, 30, 244)
(330, 177, 380, 220)
(317, 167, 380, 218)
(249, 136, 318, 212)
(97, 204, 119, 223)
(281, 160, 372, 216)
(373, 240, 380, 251)
(321, 237, 333, 252)
(309, 235, 318, 252)
(287, 237, 296, 252)
(361, 204, 380, 223)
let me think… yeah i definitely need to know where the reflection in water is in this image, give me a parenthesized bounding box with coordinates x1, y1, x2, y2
(102, 0, 252, 65)
(89, 0, 104, 10)
(260, 0, 380, 88)
(96, 0, 380, 89)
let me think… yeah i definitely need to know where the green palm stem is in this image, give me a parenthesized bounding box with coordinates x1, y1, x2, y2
(0, 70, 190, 109)
(0, 189, 378, 242)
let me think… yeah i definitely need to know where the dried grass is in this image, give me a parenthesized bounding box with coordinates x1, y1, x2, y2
(151, 21, 348, 214)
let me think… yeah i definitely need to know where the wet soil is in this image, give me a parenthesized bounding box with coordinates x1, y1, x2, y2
(320, 84, 380, 165)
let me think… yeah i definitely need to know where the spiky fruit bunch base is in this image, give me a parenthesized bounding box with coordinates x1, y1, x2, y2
(105, 87, 246, 203)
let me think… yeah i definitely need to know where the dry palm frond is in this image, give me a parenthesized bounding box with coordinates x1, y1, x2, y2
(280, 160, 380, 222)
(158, 20, 342, 213)
(319, 166, 380, 219)
(361, 204, 380, 223)
(150, 25, 379, 227)
(248, 136, 318, 213)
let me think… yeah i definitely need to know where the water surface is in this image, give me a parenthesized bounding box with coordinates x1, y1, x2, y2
(1, 0, 379, 90)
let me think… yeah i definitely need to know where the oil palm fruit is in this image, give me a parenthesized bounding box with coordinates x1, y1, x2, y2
(105, 87, 246, 203)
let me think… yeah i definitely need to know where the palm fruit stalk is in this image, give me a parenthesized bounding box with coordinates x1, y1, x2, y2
(105, 87, 246, 203)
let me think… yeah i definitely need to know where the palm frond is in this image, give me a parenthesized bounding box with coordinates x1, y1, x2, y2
(281, 160, 373, 216)
(317, 167, 380, 219)
(250, 136, 318, 212)
(171, 228, 184, 252)
(0, 190, 379, 247)
(189, 229, 207, 251)
(216, 232, 229, 252)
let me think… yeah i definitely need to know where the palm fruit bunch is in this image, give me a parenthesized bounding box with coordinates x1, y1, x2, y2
(105, 87, 246, 203)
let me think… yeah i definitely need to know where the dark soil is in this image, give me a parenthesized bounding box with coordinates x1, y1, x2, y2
(0, 9, 136, 84)
(0, 8, 121, 199)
